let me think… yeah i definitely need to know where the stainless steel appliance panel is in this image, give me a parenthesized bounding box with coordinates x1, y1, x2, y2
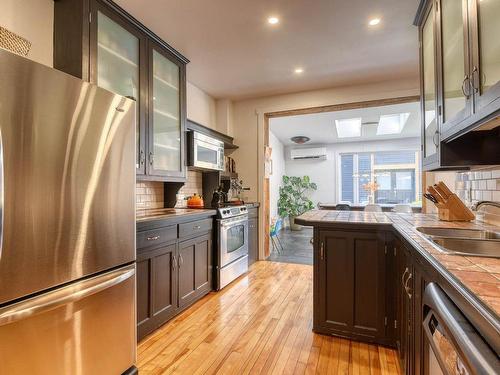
(0, 264, 136, 375)
(0, 50, 136, 304)
(218, 215, 249, 267)
(422, 283, 499, 375)
(188, 131, 224, 171)
(219, 254, 248, 290)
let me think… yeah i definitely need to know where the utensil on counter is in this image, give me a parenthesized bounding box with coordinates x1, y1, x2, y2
(428, 186, 445, 203)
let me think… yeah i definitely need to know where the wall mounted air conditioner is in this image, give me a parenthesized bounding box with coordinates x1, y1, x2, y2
(290, 147, 328, 160)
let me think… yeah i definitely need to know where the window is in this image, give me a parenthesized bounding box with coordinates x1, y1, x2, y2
(339, 150, 421, 206)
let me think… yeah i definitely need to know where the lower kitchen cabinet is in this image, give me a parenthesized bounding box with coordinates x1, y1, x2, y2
(248, 207, 259, 265)
(136, 243, 177, 341)
(136, 218, 214, 341)
(178, 234, 212, 309)
(314, 229, 388, 344)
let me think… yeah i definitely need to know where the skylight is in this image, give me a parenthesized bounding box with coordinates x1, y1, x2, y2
(335, 118, 361, 138)
(376, 113, 410, 135)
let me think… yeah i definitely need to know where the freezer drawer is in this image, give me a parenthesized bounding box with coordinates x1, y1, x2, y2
(0, 264, 136, 375)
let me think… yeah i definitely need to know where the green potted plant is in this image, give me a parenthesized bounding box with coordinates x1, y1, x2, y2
(278, 175, 317, 231)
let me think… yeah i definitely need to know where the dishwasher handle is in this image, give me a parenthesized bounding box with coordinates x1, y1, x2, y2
(423, 283, 500, 375)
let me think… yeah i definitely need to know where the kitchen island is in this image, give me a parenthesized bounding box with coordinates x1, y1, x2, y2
(296, 210, 500, 374)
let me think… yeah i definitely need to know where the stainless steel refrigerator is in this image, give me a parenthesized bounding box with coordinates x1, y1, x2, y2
(0, 49, 137, 374)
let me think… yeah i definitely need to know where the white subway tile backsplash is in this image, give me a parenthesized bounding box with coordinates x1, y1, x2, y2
(456, 167, 500, 205)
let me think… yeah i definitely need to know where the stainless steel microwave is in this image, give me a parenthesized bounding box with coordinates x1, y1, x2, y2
(187, 131, 224, 171)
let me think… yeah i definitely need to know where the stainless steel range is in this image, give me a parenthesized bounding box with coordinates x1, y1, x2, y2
(215, 205, 249, 289)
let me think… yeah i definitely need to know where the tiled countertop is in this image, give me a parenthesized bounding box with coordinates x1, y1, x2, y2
(296, 210, 500, 318)
(136, 208, 217, 223)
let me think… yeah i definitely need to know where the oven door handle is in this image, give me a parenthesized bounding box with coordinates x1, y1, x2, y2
(423, 283, 499, 375)
(220, 217, 248, 228)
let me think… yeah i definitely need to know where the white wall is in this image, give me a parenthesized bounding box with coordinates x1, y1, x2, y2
(187, 82, 218, 130)
(282, 137, 421, 207)
(0, 0, 53, 67)
(269, 131, 286, 223)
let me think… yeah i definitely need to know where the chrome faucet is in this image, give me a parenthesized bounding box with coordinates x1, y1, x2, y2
(473, 201, 500, 211)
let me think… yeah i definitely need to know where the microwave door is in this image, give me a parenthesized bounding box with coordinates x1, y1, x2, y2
(194, 139, 223, 170)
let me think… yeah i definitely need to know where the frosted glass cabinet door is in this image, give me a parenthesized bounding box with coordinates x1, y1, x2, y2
(96, 10, 144, 172)
(422, 4, 438, 160)
(473, 0, 500, 109)
(440, 0, 469, 125)
(149, 47, 183, 176)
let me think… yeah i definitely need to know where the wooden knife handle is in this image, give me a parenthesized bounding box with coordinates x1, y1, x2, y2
(437, 181, 453, 197)
(428, 186, 444, 203)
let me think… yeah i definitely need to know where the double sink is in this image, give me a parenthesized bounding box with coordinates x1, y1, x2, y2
(417, 227, 500, 258)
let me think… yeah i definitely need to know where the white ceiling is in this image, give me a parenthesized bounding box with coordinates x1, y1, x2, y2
(270, 101, 421, 145)
(115, 0, 420, 100)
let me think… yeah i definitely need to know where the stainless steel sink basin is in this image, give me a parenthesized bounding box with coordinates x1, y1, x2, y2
(429, 237, 500, 258)
(416, 227, 500, 239)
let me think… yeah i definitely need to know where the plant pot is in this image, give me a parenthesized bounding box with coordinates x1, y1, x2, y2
(289, 216, 303, 231)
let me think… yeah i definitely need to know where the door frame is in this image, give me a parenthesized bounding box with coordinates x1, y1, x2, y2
(260, 95, 420, 260)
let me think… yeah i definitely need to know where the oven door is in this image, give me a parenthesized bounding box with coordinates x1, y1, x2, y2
(219, 215, 248, 267)
(193, 138, 224, 171)
(422, 283, 499, 375)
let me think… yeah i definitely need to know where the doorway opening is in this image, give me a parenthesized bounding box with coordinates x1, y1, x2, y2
(263, 96, 421, 265)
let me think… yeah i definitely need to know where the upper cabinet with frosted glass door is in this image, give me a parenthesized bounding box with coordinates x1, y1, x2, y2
(415, 0, 500, 143)
(53, 0, 189, 181)
(147, 42, 186, 179)
(414, 0, 500, 170)
(90, 3, 148, 175)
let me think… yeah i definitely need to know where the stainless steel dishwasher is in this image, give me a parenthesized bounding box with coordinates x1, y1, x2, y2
(422, 283, 499, 375)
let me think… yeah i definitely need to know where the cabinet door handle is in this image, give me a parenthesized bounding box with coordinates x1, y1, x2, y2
(193, 225, 201, 230)
(405, 272, 413, 299)
(320, 242, 325, 260)
(139, 149, 145, 166)
(401, 267, 409, 288)
(432, 130, 439, 147)
(146, 235, 160, 241)
(149, 151, 154, 166)
(461, 75, 471, 98)
(178, 254, 183, 267)
(471, 66, 479, 93)
(172, 254, 177, 270)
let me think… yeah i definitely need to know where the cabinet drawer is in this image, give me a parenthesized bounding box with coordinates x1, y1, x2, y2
(137, 225, 177, 250)
(179, 219, 212, 239)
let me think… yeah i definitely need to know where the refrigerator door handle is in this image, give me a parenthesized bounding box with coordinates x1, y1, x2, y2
(0, 266, 135, 327)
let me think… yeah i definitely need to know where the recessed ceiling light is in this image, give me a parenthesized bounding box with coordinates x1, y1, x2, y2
(294, 68, 304, 74)
(369, 18, 381, 26)
(268, 16, 279, 25)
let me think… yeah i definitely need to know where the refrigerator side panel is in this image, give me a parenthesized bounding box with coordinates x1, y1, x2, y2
(0, 50, 136, 304)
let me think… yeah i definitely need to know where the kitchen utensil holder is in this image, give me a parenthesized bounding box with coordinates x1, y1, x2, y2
(434, 194, 475, 222)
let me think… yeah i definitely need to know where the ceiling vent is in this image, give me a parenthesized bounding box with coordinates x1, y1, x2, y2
(290, 147, 327, 161)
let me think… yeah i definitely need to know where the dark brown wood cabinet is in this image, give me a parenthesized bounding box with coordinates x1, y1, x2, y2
(178, 234, 212, 309)
(137, 242, 177, 341)
(136, 217, 214, 341)
(54, 0, 188, 182)
(314, 229, 388, 344)
(415, 0, 500, 171)
(248, 207, 259, 265)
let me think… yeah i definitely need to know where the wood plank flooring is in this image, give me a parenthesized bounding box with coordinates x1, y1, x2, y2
(138, 261, 401, 375)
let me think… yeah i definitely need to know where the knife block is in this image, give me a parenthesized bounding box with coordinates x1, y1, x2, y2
(435, 194, 475, 222)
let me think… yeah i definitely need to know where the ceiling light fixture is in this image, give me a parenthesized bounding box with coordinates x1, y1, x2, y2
(369, 18, 381, 26)
(294, 68, 304, 74)
(268, 16, 279, 25)
(291, 136, 310, 144)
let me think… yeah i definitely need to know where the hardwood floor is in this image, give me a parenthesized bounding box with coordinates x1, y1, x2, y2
(138, 261, 401, 375)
